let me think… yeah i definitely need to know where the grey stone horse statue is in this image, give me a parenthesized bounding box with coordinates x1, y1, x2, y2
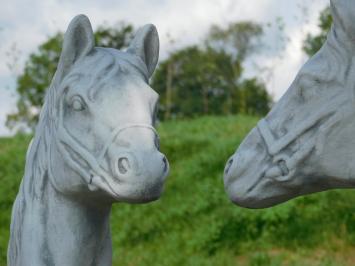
(8, 15, 169, 265)
(224, 0, 355, 208)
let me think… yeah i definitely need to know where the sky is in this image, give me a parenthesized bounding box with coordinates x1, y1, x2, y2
(0, 0, 329, 136)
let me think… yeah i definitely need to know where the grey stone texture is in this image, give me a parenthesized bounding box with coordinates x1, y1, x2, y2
(8, 15, 169, 265)
(224, 0, 355, 209)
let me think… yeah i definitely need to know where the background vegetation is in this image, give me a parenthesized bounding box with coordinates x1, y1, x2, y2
(0, 116, 354, 265)
(5, 19, 272, 131)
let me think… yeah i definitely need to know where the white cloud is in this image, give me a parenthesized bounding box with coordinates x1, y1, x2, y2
(0, 0, 329, 135)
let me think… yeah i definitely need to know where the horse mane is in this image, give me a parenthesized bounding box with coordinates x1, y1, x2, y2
(7, 65, 58, 261)
(268, 22, 353, 133)
(301, 24, 352, 88)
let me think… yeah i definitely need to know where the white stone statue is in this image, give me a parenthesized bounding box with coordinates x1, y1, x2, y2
(224, 0, 355, 209)
(7, 15, 169, 265)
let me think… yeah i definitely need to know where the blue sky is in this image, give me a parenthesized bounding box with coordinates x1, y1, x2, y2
(0, 0, 328, 135)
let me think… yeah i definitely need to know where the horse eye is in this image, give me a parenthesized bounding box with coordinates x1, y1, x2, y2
(71, 96, 85, 111)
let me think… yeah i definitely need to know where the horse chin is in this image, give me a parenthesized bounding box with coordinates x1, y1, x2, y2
(113, 181, 165, 203)
(89, 173, 166, 203)
(225, 172, 301, 209)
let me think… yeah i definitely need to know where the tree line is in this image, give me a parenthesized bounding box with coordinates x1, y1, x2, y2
(6, 6, 331, 131)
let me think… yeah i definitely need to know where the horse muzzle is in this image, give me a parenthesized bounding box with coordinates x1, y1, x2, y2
(57, 121, 169, 202)
(90, 147, 169, 203)
(223, 127, 293, 208)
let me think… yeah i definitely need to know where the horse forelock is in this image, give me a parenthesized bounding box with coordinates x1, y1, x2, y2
(60, 48, 148, 102)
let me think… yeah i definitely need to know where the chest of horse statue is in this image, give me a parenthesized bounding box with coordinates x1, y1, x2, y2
(224, 0, 355, 209)
(7, 15, 169, 266)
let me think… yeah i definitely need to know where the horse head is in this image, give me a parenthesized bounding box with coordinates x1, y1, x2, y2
(224, 0, 355, 208)
(47, 15, 169, 203)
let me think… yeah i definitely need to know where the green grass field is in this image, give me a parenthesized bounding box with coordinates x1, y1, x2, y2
(0, 115, 354, 265)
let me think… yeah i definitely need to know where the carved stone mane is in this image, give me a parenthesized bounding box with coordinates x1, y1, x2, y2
(270, 17, 354, 133)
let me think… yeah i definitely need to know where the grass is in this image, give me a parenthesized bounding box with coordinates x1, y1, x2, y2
(0, 115, 354, 265)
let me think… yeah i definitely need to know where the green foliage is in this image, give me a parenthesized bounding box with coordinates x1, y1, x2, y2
(152, 21, 271, 120)
(0, 134, 30, 262)
(152, 46, 246, 119)
(239, 78, 271, 116)
(0, 115, 354, 265)
(206, 22, 263, 61)
(303, 6, 332, 57)
(6, 22, 134, 131)
(94, 22, 134, 50)
(7, 20, 271, 131)
(6, 33, 64, 131)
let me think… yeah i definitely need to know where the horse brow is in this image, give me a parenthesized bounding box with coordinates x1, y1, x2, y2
(61, 73, 82, 89)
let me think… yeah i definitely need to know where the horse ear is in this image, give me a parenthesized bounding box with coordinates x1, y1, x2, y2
(331, 0, 355, 40)
(56, 14, 95, 82)
(127, 24, 159, 78)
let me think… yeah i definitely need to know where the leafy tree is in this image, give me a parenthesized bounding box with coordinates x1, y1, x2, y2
(152, 46, 270, 120)
(94, 22, 133, 49)
(152, 46, 242, 119)
(206, 22, 269, 115)
(6, 22, 134, 131)
(239, 78, 271, 116)
(303, 6, 332, 57)
(153, 21, 270, 120)
(206, 21, 263, 61)
(7, 20, 271, 130)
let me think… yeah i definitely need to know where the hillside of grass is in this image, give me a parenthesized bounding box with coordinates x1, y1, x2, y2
(0, 115, 354, 265)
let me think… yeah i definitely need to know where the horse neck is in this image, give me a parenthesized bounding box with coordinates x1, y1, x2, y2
(10, 168, 113, 266)
(8, 89, 115, 266)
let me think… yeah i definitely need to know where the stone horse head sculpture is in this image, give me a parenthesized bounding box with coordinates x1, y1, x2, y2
(224, 0, 355, 209)
(8, 15, 169, 265)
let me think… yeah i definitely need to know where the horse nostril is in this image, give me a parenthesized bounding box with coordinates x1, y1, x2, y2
(225, 158, 234, 175)
(277, 159, 289, 176)
(162, 156, 168, 172)
(117, 157, 130, 174)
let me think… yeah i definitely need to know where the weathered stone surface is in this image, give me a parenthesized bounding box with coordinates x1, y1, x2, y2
(224, 0, 355, 209)
(8, 15, 169, 265)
